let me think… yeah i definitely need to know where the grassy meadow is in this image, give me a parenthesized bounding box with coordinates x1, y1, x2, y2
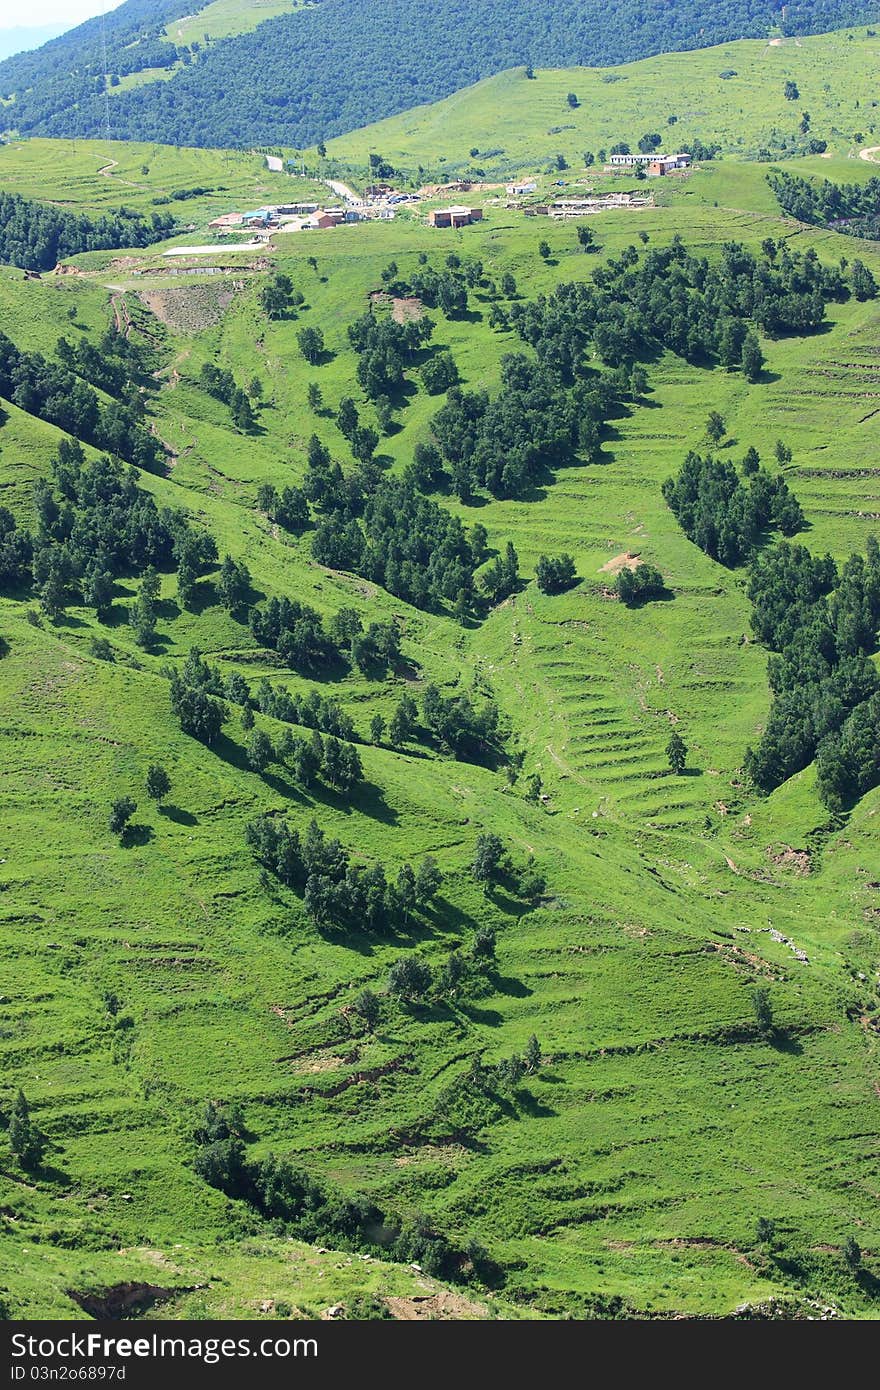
(323, 28, 880, 178)
(1, 34, 880, 1319)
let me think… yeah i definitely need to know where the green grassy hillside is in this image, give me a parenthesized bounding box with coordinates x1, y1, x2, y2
(1, 135, 879, 1321)
(324, 28, 880, 179)
(164, 0, 306, 46)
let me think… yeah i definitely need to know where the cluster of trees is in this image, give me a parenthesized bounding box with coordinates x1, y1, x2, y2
(247, 725, 364, 793)
(431, 354, 601, 501)
(199, 363, 260, 432)
(0, 191, 175, 272)
(260, 272, 301, 320)
(11, 0, 874, 148)
(479, 540, 520, 604)
(330, 608, 401, 676)
(253, 679, 357, 742)
(769, 170, 880, 258)
(56, 327, 149, 401)
(0, 329, 164, 471)
(535, 553, 577, 594)
(250, 595, 338, 673)
(255, 482, 310, 533)
(347, 311, 434, 399)
(743, 538, 880, 804)
(662, 450, 804, 566)
(192, 1101, 497, 1284)
(312, 474, 482, 614)
(399, 261, 478, 317)
(168, 647, 227, 745)
(245, 813, 441, 931)
(512, 238, 844, 380)
(421, 682, 501, 761)
(0, 441, 213, 625)
(617, 562, 666, 606)
(386, 932, 497, 1006)
(817, 692, 880, 811)
(471, 832, 545, 900)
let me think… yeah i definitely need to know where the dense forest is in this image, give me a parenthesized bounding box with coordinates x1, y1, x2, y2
(0, 192, 176, 272)
(769, 169, 880, 245)
(1, 0, 876, 147)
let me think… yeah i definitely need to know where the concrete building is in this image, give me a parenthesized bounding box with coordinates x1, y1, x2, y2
(607, 151, 691, 169)
(428, 206, 484, 228)
(645, 154, 692, 175)
(507, 180, 537, 195)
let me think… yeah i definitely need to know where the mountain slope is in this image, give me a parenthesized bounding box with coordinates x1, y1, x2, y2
(1, 134, 879, 1316)
(324, 29, 880, 176)
(3, 0, 880, 148)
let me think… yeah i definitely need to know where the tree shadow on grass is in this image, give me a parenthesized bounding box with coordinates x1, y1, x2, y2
(515, 1088, 556, 1118)
(158, 804, 198, 827)
(768, 1028, 803, 1055)
(491, 973, 533, 998)
(485, 888, 537, 918)
(121, 824, 154, 848)
(457, 1003, 504, 1026)
(856, 1268, 880, 1301)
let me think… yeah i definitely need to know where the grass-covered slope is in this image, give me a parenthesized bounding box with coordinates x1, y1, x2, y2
(3, 0, 880, 148)
(325, 28, 880, 178)
(0, 141, 879, 1320)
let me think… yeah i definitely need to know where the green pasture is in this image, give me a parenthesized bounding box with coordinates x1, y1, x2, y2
(0, 125, 879, 1320)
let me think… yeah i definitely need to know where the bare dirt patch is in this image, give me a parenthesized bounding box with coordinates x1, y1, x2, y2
(599, 551, 642, 574)
(392, 296, 424, 323)
(68, 1282, 196, 1319)
(287, 1053, 347, 1075)
(385, 1290, 488, 1320)
(139, 284, 242, 334)
(369, 291, 424, 322)
(769, 844, 812, 875)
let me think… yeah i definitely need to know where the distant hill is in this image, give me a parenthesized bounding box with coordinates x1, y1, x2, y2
(2, 0, 880, 149)
(325, 29, 880, 177)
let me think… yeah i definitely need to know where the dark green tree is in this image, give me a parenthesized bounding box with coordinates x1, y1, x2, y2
(666, 730, 687, 775)
(352, 987, 380, 1033)
(706, 410, 726, 443)
(8, 1090, 47, 1170)
(388, 955, 432, 1003)
(145, 764, 171, 803)
(752, 985, 774, 1037)
(472, 832, 504, 888)
(298, 326, 325, 365)
(109, 796, 137, 838)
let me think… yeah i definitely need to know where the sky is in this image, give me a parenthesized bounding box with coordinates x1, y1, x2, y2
(0, 1, 125, 30)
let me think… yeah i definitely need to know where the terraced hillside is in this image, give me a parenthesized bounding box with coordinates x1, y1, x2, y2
(0, 129, 879, 1321)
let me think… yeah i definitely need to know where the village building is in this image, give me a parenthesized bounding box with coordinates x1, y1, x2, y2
(547, 192, 653, 217)
(507, 180, 538, 195)
(645, 154, 692, 176)
(606, 151, 691, 171)
(428, 206, 484, 228)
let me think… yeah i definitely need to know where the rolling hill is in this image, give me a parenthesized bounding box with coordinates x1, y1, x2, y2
(323, 28, 880, 178)
(3, 0, 880, 148)
(1, 69, 880, 1318)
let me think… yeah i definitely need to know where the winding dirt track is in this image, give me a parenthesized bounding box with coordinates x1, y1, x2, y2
(858, 146, 880, 163)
